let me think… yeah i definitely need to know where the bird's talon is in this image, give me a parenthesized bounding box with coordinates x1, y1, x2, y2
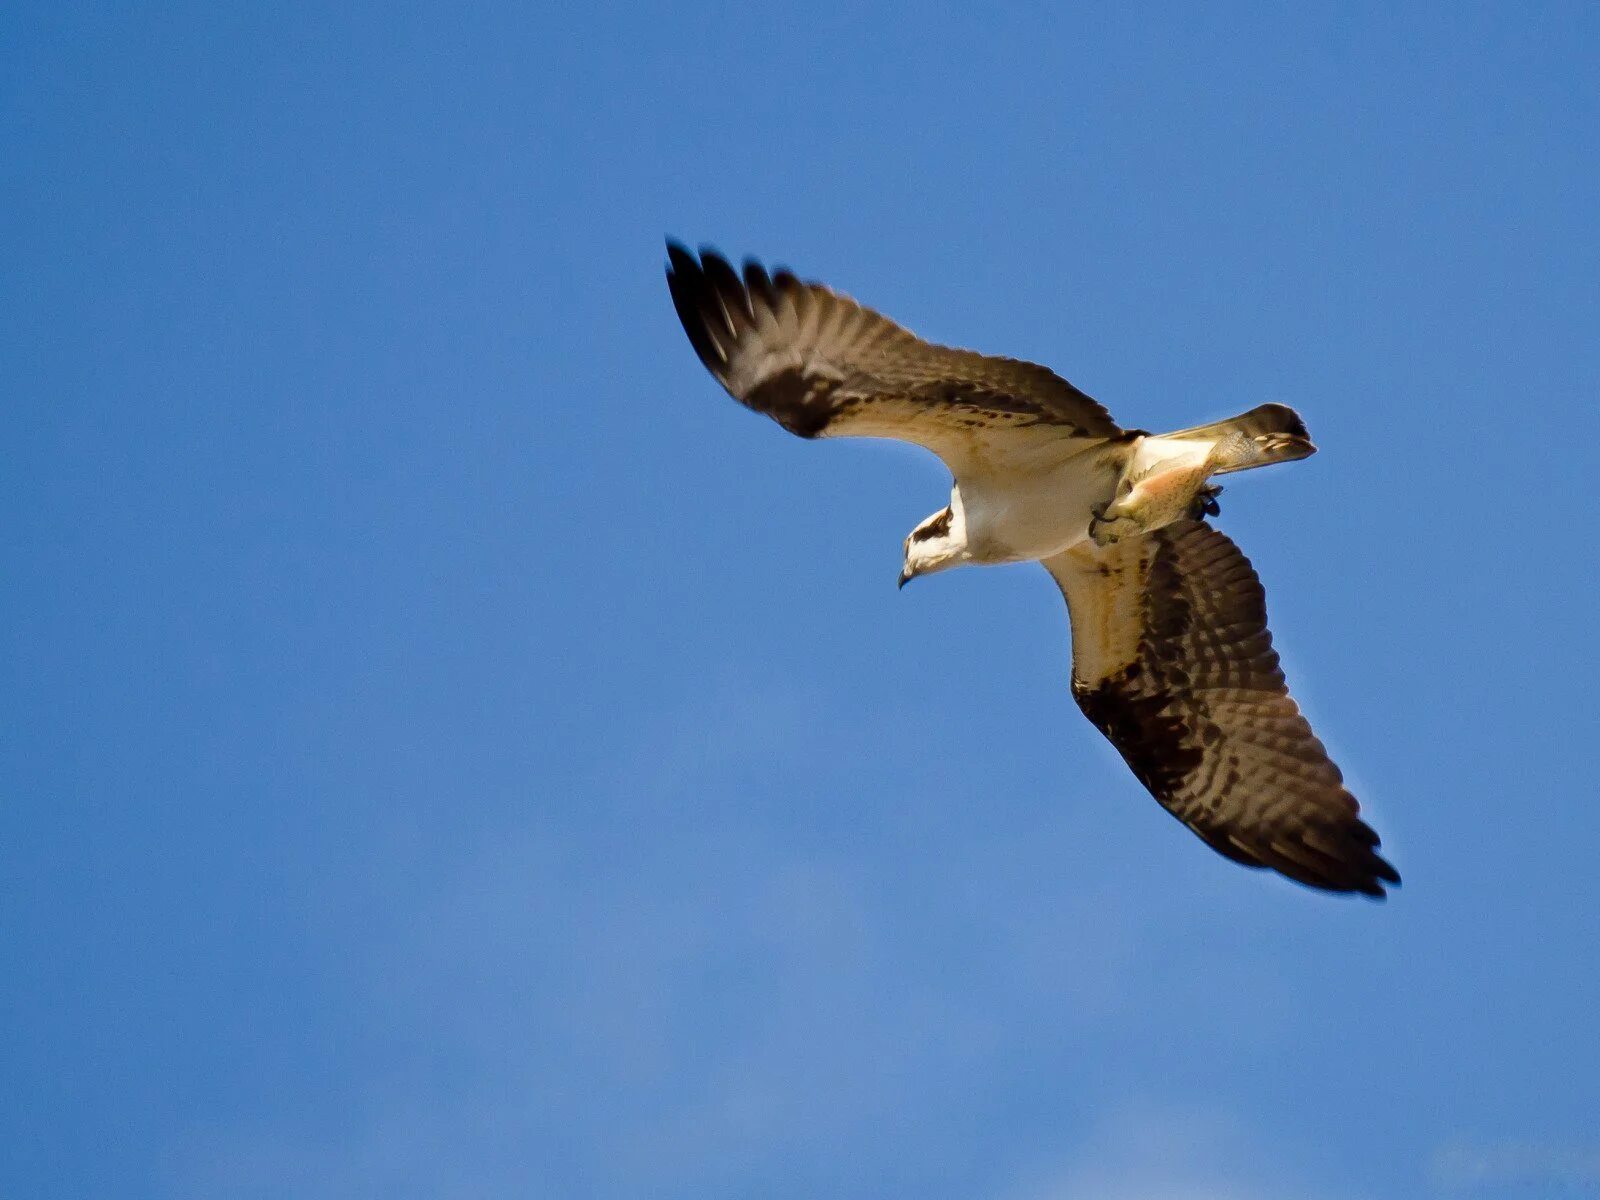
(1089, 502, 1132, 546)
(1191, 484, 1223, 520)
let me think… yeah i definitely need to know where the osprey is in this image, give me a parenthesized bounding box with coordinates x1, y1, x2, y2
(665, 242, 1399, 898)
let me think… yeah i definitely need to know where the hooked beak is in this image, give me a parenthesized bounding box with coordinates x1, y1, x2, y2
(897, 567, 913, 590)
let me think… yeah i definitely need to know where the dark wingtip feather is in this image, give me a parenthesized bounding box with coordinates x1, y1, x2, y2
(743, 258, 777, 308)
(1373, 851, 1401, 886)
(1351, 816, 1401, 895)
(664, 238, 699, 279)
(1318, 836, 1401, 899)
(1333, 844, 1400, 899)
(664, 240, 729, 372)
(700, 250, 753, 330)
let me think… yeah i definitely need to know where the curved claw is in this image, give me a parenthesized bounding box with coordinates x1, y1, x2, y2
(1089, 501, 1135, 547)
(1088, 502, 1113, 541)
(1190, 484, 1224, 520)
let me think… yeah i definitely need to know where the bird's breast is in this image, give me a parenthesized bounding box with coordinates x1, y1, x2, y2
(958, 454, 1121, 564)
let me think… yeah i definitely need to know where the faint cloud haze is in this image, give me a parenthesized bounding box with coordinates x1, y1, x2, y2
(172, 672, 1141, 1198)
(1431, 1138, 1600, 1193)
(996, 1106, 1364, 1200)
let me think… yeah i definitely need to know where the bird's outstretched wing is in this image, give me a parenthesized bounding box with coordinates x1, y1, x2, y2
(666, 243, 1124, 474)
(1042, 519, 1399, 896)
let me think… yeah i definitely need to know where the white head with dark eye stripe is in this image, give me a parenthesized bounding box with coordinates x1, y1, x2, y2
(899, 498, 971, 588)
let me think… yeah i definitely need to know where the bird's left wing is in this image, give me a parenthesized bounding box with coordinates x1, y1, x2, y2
(1041, 519, 1399, 896)
(666, 243, 1124, 476)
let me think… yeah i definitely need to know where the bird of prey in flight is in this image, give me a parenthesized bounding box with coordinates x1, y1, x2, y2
(665, 241, 1399, 898)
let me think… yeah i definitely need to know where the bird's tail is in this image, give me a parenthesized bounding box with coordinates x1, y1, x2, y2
(1169, 402, 1317, 476)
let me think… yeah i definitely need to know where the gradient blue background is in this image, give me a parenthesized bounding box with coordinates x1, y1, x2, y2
(5, 4, 1598, 1197)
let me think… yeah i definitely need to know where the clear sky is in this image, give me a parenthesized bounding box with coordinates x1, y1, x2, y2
(4, 3, 1598, 1198)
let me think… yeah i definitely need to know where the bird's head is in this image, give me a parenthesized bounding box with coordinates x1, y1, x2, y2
(899, 506, 967, 589)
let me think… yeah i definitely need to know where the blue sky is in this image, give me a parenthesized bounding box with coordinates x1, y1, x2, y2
(4, 3, 1598, 1197)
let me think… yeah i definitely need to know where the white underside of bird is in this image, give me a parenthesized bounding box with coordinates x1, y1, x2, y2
(906, 426, 1250, 578)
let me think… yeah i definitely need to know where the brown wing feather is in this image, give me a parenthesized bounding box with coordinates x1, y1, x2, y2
(665, 243, 1123, 472)
(1042, 520, 1399, 897)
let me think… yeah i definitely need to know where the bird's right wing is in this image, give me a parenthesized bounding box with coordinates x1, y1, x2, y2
(666, 243, 1124, 476)
(1042, 519, 1399, 896)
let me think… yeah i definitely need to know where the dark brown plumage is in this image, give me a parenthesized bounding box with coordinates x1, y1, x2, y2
(665, 243, 1123, 471)
(1045, 520, 1399, 896)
